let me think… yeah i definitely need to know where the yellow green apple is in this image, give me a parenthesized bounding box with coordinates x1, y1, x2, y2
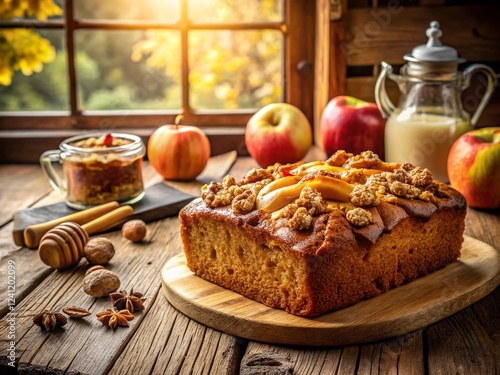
(447, 127, 500, 209)
(245, 103, 312, 168)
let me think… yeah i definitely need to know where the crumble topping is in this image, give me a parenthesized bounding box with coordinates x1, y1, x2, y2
(408, 166, 433, 187)
(232, 190, 256, 214)
(240, 168, 273, 184)
(326, 150, 353, 166)
(344, 150, 381, 169)
(389, 181, 421, 199)
(289, 207, 313, 231)
(350, 184, 380, 207)
(201, 151, 438, 231)
(346, 207, 373, 227)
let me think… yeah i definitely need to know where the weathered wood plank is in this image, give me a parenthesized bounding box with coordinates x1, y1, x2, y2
(0, 217, 180, 374)
(109, 296, 242, 375)
(241, 332, 424, 374)
(426, 290, 499, 375)
(0, 154, 236, 319)
(0, 165, 51, 227)
(0, 153, 238, 373)
(344, 5, 500, 66)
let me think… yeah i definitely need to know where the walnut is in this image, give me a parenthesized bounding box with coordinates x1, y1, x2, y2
(342, 169, 368, 184)
(350, 184, 380, 207)
(201, 181, 223, 206)
(240, 168, 273, 184)
(326, 150, 353, 166)
(408, 166, 433, 187)
(122, 220, 147, 242)
(288, 207, 313, 231)
(389, 181, 421, 199)
(282, 203, 299, 218)
(249, 179, 273, 195)
(222, 175, 237, 188)
(202, 181, 232, 208)
(296, 187, 327, 215)
(83, 237, 115, 265)
(82, 269, 120, 298)
(228, 185, 245, 198)
(400, 162, 415, 172)
(345, 151, 381, 169)
(232, 190, 256, 214)
(346, 207, 373, 227)
(366, 173, 389, 195)
(385, 169, 410, 184)
(419, 190, 435, 202)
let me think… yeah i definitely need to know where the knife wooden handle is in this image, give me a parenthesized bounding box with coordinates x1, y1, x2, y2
(24, 201, 119, 249)
(82, 205, 134, 235)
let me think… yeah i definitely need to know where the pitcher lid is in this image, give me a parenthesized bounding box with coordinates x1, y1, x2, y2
(404, 21, 465, 64)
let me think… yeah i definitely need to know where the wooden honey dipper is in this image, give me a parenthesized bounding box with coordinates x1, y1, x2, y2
(38, 205, 133, 269)
(24, 201, 120, 249)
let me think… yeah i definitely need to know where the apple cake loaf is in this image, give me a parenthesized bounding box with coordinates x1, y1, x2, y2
(179, 151, 466, 316)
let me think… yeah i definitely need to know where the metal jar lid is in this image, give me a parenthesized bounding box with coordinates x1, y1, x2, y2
(403, 21, 465, 79)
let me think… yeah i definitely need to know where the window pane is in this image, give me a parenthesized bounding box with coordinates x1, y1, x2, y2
(74, 0, 180, 23)
(188, 0, 283, 23)
(189, 30, 283, 110)
(0, 29, 68, 111)
(75, 30, 181, 111)
(0, 0, 64, 21)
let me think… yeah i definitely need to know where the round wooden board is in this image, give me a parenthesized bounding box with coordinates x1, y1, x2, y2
(161, 235, 500, 346)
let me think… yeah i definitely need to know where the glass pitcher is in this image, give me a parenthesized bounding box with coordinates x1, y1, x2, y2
(375, 21, 497, 182)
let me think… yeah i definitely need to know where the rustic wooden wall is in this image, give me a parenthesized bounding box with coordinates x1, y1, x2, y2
(314, 0, 500, 144)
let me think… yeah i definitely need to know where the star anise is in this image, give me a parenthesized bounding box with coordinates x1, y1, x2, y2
(109, 289, 146, 313)
(96, 308, 134, 329)
(33, 310, 68, 331)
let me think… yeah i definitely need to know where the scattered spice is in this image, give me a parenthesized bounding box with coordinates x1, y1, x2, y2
(121, 219, 147, 242)
(33, 310, 68, 331)
(110, 289, 146, 313)
(96, 308, 134, 329)
(62, 306, 92, 319)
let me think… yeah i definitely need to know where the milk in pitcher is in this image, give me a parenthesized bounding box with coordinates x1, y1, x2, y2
(384, 112, 471, 182)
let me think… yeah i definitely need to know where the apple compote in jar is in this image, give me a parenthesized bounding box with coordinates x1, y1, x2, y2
(41, 133, 146, 209)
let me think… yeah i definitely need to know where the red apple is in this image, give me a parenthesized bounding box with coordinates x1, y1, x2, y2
(320, 96, 386, 159)
(245, 103, 312, 168)
(447, 127, 500, 209)
(147, 124, 211, 181)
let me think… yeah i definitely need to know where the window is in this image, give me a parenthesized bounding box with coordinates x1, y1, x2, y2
(0, 0, 315, 137)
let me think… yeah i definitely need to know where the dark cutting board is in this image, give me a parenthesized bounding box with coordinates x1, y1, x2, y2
(13, 182, 195, 246)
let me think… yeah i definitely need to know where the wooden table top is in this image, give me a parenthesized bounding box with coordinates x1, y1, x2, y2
(0, 148, 499, 375)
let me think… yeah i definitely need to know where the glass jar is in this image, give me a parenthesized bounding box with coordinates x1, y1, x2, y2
(40, 133, 146, 209)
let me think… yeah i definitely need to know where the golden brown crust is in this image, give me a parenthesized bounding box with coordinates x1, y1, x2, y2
(180, 153, 467, 316)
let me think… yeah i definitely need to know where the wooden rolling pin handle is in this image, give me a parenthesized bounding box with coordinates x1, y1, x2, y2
(24, 201, 120, 249)
(82, 205, 134, 235)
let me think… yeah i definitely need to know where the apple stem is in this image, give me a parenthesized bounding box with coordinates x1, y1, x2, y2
(174, 114, 184, 129)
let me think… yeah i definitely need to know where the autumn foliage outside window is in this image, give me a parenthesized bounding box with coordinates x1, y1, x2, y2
(0, 0, 316, 131)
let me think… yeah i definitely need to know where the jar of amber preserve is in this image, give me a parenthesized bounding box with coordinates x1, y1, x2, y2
(40, 133, 146, 209)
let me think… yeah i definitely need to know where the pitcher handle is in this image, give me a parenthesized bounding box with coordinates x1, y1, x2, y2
(40, 149, 66, 195)
(375, 62, 396, 118)
(462, 64, 498, 128)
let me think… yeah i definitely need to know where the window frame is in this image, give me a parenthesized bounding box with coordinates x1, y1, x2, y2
(0, 0, 315, 162)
